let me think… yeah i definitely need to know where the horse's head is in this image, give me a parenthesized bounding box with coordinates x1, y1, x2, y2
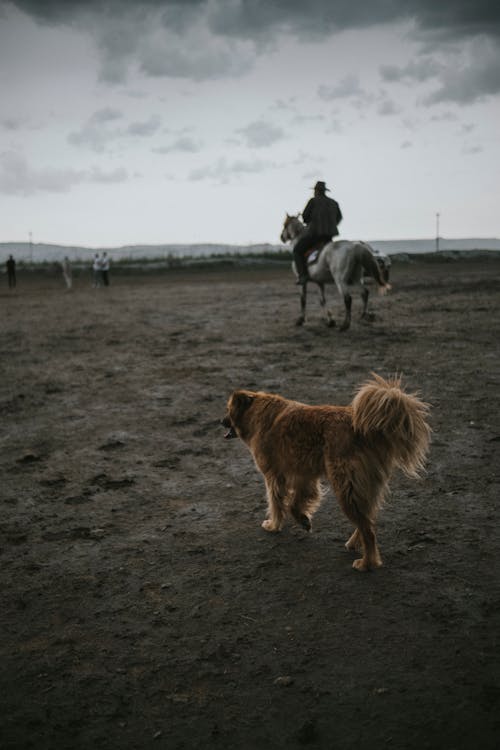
(280, 213, 304, 243)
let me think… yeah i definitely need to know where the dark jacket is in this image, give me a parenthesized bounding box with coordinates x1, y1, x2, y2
(302, 194, 342, 238)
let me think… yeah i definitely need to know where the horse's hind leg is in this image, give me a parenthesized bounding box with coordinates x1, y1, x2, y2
(317, 283, 335, 327)
(339, 292, 352, 331)
(360, 286, 375, 322)
(295, 284, 307, 326)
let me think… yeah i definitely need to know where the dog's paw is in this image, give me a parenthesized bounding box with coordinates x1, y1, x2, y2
(352, 558, 369, 572)
(261, 519, 281, 532)
(292, 512, 312, 532)
(352, 557, 383, 572)
(299, 514, 312, 532)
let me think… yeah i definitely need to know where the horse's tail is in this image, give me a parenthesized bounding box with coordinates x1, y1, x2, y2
(360, 244, 391, 295)
(351, 373, 431, 478)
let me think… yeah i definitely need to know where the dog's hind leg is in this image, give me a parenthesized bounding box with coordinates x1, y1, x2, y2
(289, 479, 322, 531)
(343, 501, 381, 571)
(261, 473, 287, 532)
(345, 528, 361, 551)
(327, 466, 382, 571)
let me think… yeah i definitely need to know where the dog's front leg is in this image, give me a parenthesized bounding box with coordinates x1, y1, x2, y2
(261, 473, 286, 532)
(289, 478, 322, 532)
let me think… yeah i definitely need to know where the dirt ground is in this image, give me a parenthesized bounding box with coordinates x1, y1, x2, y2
(1, 256, 499, 750)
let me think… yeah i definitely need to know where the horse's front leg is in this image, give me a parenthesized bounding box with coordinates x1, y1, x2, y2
(318, 283, 335, 328)
(295, 283, 307, 326)
(360, 286, 375, 322)
(339, 292, 352, 331)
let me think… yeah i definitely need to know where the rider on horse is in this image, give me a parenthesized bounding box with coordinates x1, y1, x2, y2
(294, 181, 343, 285)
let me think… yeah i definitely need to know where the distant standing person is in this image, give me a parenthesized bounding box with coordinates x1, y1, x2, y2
(6, 254, 16, 288)
(61, 256, 72, 290)
(101, 252, 110, 287)
(92, 253, 102, 288)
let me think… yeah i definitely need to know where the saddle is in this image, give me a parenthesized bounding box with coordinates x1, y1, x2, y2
(305, 239, 329, 266)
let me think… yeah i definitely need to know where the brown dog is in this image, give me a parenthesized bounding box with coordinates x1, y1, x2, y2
(222, 374, 431, 571)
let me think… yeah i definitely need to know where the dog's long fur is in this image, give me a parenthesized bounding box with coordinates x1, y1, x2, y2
(222, 373, 431, 571)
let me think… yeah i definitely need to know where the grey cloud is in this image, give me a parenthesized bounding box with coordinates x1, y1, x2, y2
(189, 156, 276, 183)
(326, 119, 343, 134)
(292, 113, 325, 126)
(1, 116, 44, 132)
(0, 151, 128, 195)
(12, 2, 500, 41)
(68, 108, 124, 151)
(68, 110, 161, 151)
(325, 85, 398, 117)
(377, 98, 401, 116)
(153, 136, 203, 154)
(271, 98, 298, 112)
(422, 42, 500, 105)
(10, 1, 500, 103)
(0, 151, 84, 195)
(318, 75, 365, 100)
(380, 57, 443, 83)
(2, 117, 24, 131)
(91, 5, 255, 83)
(429, 111, 458, 122)
(126, 115, 161, 136)
(462, 144, 483, 155)
(405, 2, 500, 44)
(236, 120, 285, 148)
(136, 28, 254, 81)
(164, 1, 500, 44)
(380, 35, 500, 107)
(90, 107, 123, 124)
(88, 166, 128, 183)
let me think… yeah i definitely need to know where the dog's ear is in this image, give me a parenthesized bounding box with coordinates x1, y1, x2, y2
(230, 391, 255, 423)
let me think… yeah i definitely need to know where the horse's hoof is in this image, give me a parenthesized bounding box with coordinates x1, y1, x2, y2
(339, 323, 350, 332)
(326, 319, 336, 328)
(361, 312, 376, 322)
(295, 317, 305, 327)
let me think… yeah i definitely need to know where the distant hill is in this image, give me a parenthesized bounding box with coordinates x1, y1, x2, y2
(370, 238, 500, 254)
(0, 242, 281, 264)
(1, 238, 500, 264)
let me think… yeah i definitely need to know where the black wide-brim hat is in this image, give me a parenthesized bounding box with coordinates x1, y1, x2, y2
(312, 181, 330, 192)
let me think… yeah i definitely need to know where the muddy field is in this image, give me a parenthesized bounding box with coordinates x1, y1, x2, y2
(1, 256, 499, 750)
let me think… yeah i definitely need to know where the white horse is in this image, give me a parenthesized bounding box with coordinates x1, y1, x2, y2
(280, 213, 391, 330)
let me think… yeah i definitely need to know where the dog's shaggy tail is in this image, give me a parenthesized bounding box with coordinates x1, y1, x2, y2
(351, 373, 431, 477)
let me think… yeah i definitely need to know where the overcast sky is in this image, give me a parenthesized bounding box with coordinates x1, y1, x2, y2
(1, 0, 499, 246)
